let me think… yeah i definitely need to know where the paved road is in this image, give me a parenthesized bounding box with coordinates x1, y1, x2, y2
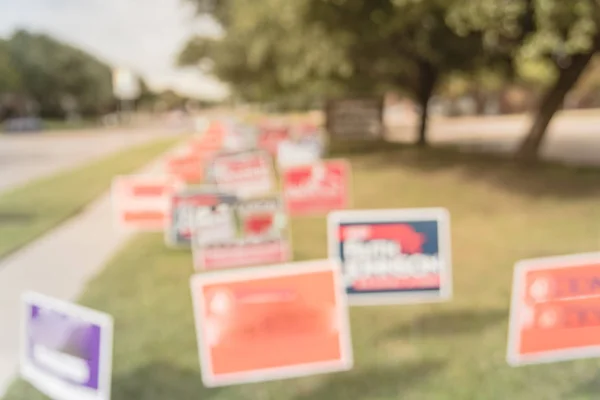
(388, 112, 600, 166)
(0, 127, 177, 195)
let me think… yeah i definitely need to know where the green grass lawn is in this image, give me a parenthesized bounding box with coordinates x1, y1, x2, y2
(4, 141, 600, 400)
(0, 137, 179, 259)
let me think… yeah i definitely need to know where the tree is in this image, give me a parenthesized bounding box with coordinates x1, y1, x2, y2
(448, 0, 600, 161)
(183, 0, 493, 146)
(7, 30, 114, 118)
(0, 39, 21, 93)
(180, 0, 350, 110)
(136, 77, 159, 111)
(306, 0, 500, 146)
(155, 89, 190, 111)
(569, 55, 600, 107)
(0, 39, 22, 121)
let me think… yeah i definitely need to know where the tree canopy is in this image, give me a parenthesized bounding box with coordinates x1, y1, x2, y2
(448, 0, 600, 159)
(6, 30, 115, 118)
(180, 0, 351, 108)
(183, 0, 600, 159)
(0, 39, 20, 94)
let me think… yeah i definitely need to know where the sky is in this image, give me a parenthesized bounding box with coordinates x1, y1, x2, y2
(0, 0, 229, 100)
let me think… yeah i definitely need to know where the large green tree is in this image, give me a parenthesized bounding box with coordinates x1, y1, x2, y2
(448, 0, 600, 161)
(0, 39, 21, 93)
(183, 0, 496, 145)
(8, 30, 114, 118)
(0, 39, 22, 121)
(180, 0, 349, 109)
(305, 0, 500, 146)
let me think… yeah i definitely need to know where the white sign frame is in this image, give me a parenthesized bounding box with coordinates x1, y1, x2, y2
(20, 292, 114, 400)
(506, 252, 600, 367)
(189, 259, 353, 387)
(327, 208, 453, 306)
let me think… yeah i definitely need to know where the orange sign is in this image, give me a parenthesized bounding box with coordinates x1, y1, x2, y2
(199, 121, 226, 149)
(507, 252, 600, 366)
(190, 260, 353, 387)
(111, 175, 181, 231)
(165, 154, 204, 183)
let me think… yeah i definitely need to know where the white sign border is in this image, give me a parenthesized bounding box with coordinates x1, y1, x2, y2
(110, 174, 182, 233)
(211, 149, 276, 200)
(327, 207, 452, 306)
(506, 252, 600, 367)
(189, 259, 353, 387)
(191, 195, 293, 271)
(164, 187, 235, 250)
(20, 291, 114, 400)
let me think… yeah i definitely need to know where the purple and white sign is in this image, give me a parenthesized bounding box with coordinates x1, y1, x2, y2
(20, 292, 113, 400)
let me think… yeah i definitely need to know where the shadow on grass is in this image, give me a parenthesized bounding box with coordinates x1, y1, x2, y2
(570, 375, 600, 398)
(112, 362, 219, 400)
(329, 139, 600, 200)
(293, 359, 445, 400)
(328, 138, 409, 157)
(0, 212, 33, 223)
(380, 308, 507, 340)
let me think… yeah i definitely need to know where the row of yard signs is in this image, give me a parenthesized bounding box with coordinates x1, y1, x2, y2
(18, 116, 600, 398)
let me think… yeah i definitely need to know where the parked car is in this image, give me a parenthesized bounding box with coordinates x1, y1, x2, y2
(3, 117, 43, 133)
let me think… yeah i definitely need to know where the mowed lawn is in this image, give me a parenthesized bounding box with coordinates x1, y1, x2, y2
(4, 141, 600, 400)
(0, 137, 179, 259)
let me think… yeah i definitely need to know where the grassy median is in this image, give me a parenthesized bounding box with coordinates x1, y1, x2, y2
(4, 141, 600, 400)
(0, 137, 179, 259)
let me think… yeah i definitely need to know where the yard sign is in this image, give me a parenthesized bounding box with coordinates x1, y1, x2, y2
(192, 197, 291, 270)
(211, 150, 275, 199)
(507, 252, 600, 366)
(282, 159, 351, 216)
(20, 292, 113, 400)
(189, 260, 353, 387)
(327, 208, 452, 305)
(111, 175, 181, 231)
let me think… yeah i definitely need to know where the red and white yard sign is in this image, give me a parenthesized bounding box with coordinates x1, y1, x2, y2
(189, 259, 353, 387)
(192, 197, 291, 270)
(165, 153, 204, 183)
(258, 125, 290, 156)
(197, 241, 291, 270)
(111, 175, 181, 231)
(282, 160, 351, 216)
(507, 252, 600, 366)
(212, 151, 275, 199)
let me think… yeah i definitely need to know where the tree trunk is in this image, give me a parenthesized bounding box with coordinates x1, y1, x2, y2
(516, 51, 595, 162)
(416, 62, 437, 147)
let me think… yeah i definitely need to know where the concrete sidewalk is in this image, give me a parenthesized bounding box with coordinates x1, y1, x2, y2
(0, 144, 182, 396)
(0, 192, 133, 396)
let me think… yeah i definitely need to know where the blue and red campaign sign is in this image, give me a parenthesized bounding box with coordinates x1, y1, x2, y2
(165, 187, 237, 248)
(327, 208, 452, 305)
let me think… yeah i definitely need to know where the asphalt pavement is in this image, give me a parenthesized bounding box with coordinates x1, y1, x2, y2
(0, 127, 176, 195)
(387, 112, 600, 166)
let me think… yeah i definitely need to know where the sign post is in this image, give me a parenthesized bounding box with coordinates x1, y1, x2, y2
(325, 97, 384, 140)
(112, 68, 140, 124)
